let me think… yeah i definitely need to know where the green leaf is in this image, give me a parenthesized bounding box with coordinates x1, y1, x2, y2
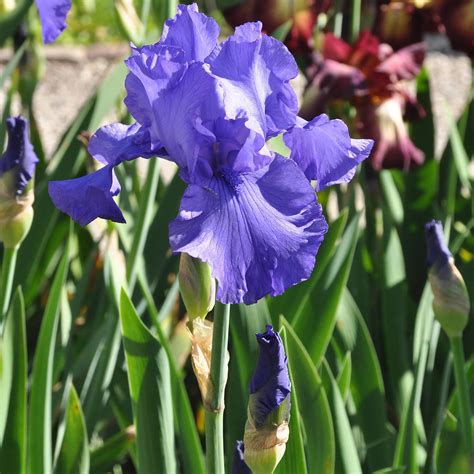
(54, 385, 89, 474)
(446, 104, 472, 193)
(322, 361, 362, 473)
(293, 212, 360, 366)
(0, 0, 33, 45)
(119, 289, 176, 474)
(90, 427, 136, 474)
(269, 209, 348, 323)
(28, 246, 70, 474)
(335, 290, 393, 470)
(275, 326, 308, 474)
(0, 42, 27, 90)
(381, 219, 412, 416)
(336, 352, 352, 402)
(380, 171, 404, 225)
(280, 317, 335, 474)
(0, 288, 27, 474)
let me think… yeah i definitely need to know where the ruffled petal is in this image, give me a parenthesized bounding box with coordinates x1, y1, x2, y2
(149, 62, 224, 174)
(88, 122, 165, 166)
(35, 0, 72, 44)
(48, 165, 125, 226)
(160, 3, 220, 62)
(169, 155, 327, 304)
(208, 22, 298, 138)
(124, 43, 186, 128)
(284, 114, 373, 191)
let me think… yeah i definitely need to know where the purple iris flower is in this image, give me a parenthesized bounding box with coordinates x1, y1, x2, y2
(48, 3, 373, 304)
(231, 441, 251, 474)
(49, 123, 164, 226)
(34, 0, 72, 44)
(0, 116, 39, 195)
(424, 220, 452, 268)
(248, 325, 290, 427)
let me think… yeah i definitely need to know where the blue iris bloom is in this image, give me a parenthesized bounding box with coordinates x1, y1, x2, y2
(49, 3, 373, 304)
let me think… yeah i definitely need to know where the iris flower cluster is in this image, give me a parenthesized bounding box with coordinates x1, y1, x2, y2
(49, 3, 372, 305)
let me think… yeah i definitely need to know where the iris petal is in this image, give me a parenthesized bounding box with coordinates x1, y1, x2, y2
(160, 4, 220, 62)
(35, 0, 72, 44)
(208, 22, 298, 138)
(169, 155, 327, 304)
(284, 114, 373, 191)
(48, 165, 125, 226)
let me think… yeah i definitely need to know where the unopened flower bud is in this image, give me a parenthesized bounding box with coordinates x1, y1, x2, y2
(179, 253, 215, 321)
(231, 441, 251, 474)
(425, 220, 470, 338)
(0, 116, 39, 248)
(244, 325, 291, 474)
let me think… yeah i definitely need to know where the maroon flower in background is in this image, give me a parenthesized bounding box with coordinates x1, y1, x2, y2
(222, 0, 332, 54)
(375, 0, 473, 57)
(301, 30, 426, 170)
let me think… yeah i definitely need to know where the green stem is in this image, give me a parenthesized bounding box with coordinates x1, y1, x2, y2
(450, 335, 473, 460)
(205, 302, 230, 474)
(0, 246, 18, 325)
(125, 158, 160, 292)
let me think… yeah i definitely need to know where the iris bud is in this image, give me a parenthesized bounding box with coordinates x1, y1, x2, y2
(425, 220, 470, 338)
(244, 325, 291, 474)
(179, 253, 216, 322)
(0, 117, 39, 249)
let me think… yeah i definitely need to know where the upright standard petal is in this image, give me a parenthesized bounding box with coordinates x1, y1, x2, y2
(124, 43, 185, 129)
(209, 22, 298, 138)
(169, 155, 327, 304)
(284, 114, 373, 191)
(0, 116, 39, 195)
(35, 0, 72, 44)
(160, 3, 220, 62)
(249, 325, 290, 426)
(148, 62, 224, 175)
(48, 165, 125, 226)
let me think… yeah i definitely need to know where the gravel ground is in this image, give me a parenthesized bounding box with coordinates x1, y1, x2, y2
(0, 36, 472, 160)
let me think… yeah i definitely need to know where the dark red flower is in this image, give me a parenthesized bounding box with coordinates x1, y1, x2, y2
(302, 31, 426, 169)
(222, 0, 331, 54)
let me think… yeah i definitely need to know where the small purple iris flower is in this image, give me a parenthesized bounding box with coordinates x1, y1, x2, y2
(0, 116, 39, 195)
(248, 325, 290, 427)
(424, 220, 452, 268)
(34, 0, 72, 44)
(48, 3, 373, 304)
(231, 441, 251, 474)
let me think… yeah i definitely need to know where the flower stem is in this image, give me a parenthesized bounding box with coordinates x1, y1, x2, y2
(450, 335, 473, 461)
(0, 246, 18, 326)
(205, 302, 230, 474)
